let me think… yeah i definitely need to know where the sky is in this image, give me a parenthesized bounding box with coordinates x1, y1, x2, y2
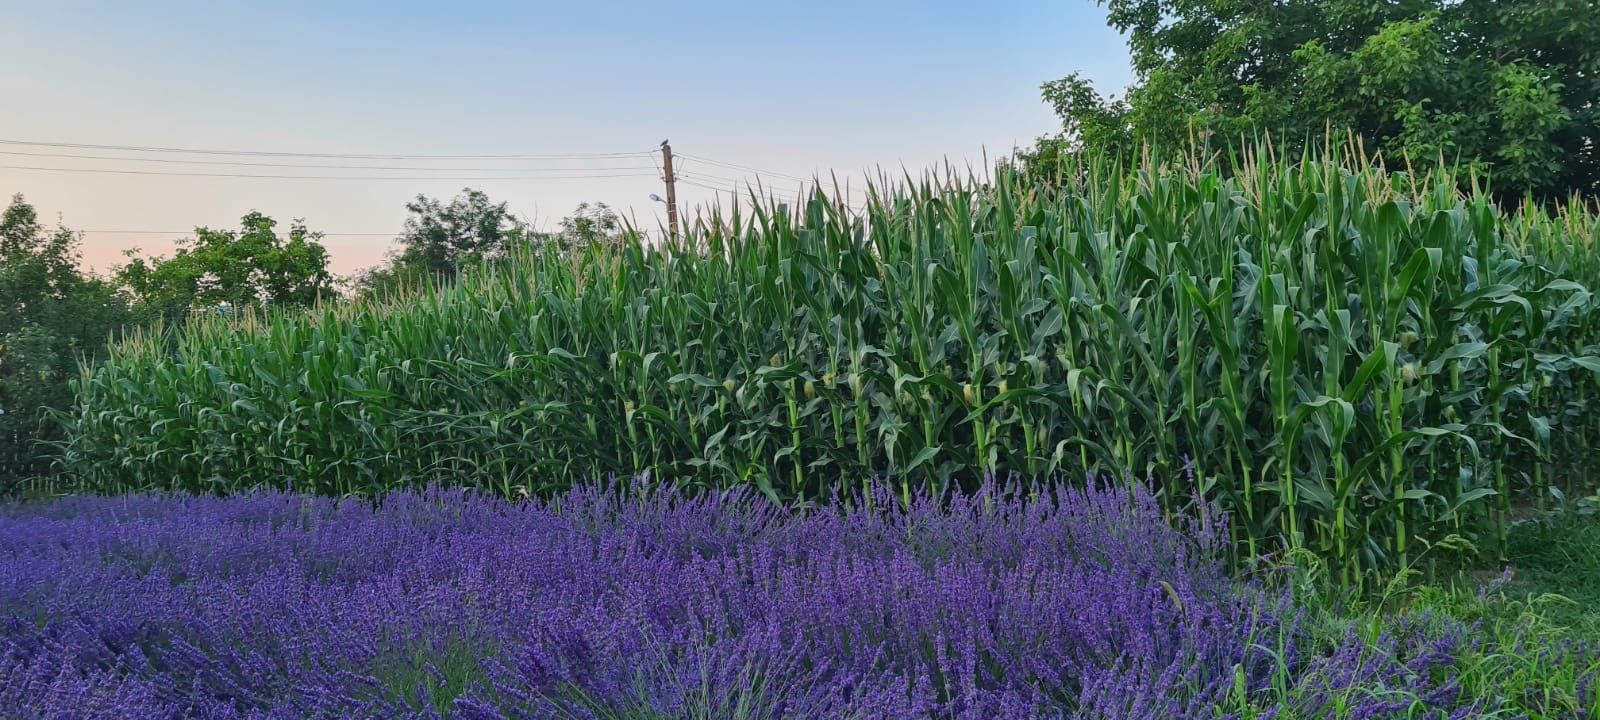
(0, 0, 1132, 276)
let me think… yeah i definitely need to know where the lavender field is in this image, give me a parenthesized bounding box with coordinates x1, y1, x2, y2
(3, 481, 1592, 719)
(13, 152, 1600, 718)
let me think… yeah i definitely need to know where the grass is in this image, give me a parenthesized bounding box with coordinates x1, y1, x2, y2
(1377, 494, 1600, 641)
(1492, 501, 1600, 638)
(1267, 505, 1600, 718)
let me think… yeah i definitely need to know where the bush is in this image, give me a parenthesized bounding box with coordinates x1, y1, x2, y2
(0, 193, 136, 493)
(0, 326, 65, 486)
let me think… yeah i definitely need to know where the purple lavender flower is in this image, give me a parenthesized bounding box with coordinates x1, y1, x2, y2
(0, 482, 1591, 718)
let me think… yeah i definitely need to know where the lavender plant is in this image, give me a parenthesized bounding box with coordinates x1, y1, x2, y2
(1, 481, 1593, 718)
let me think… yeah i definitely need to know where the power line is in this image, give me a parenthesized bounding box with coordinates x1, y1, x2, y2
(676, 179, 870, 217)
(676, 178, 743, 193)
(0, 138, 657, 160)
(679, 177, 806, 196)
(678, 161, 805, 183)
(0, 149, 658, 172)
(674, 158, 871, 200)
(677, 177, 794, 194)
(676, 165, 807, 191)
(79, 229, 396, 236)
(679, 172, 870, 203)
(675, 152, 810, 183)
(678, 153, 810, 182)
(0, 164, 660, 181)
(676, 167, 808, 192)
(676, 178, 814, 200)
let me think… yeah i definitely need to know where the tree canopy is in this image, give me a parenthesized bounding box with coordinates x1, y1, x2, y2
(115, 211, 336, 320)
(555, 201, 623, 251)
(352, 188, 531, 297)
(0, 194, 132, 486)
(393, 188, 530, 278)
(356, 192, 627, 298)
(1038, 0, 1600, 199)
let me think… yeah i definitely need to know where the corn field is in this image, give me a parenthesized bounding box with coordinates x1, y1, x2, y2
(57, 148, 1600, 579)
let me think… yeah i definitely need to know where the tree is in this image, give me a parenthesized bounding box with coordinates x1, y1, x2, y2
(1037, 0, 1600, 198)
(0, 194, 133, 488)
(354, 188, 531, 297)
(394, 188, 529, 277)
(555, 202, 623, 251)
(356, 194, 628, 298)
(116, 211, 336, 319)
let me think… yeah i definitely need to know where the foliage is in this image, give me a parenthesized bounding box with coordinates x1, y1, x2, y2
(0, 328, 65, 487)
(359, 188, 531, 295)
(114, 211, 336, 321)
(4, 481, 1591, 718)
(0, 194, 131, 490)
(1036, 0, 1600, 199)
(1028, 72, 1141, 168)
(555, 201, 624, 251)
(358, 195, 625, 299)
(56, 147, 1600, 580)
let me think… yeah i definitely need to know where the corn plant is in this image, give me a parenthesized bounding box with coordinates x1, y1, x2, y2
(56, 144, 1600, 581)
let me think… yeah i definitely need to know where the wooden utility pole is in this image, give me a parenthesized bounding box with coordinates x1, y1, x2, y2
(660, 140, 680, 239)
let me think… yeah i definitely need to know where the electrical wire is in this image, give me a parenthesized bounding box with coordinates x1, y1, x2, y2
(0, 138, 657, 160)
(676, 166, 807, 192)
(675, 152, 810, 183)
(678, 178, 798, 196)
(80, 229, 396, 236)
(682, 173, 872, 206)
(675, 178, 746, 193)
(0, 136, 871, 216)
(675, 160, 807, 189)
(675, 160, 869, 201)
(0, 149, 658, 172)
(680, 178, 806, 197)
(0, 164, 660, 181)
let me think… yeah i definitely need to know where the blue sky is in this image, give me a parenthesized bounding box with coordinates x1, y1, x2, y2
(0, 1, 1132, 274)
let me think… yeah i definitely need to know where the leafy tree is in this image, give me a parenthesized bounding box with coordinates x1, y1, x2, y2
(355, 188, 531, 298)
(357, 194, 626, 298)
(1037, 0, 1599, 198)
(116, 211, 336, 319)
(394, 188, 529, 277)
(0, 194, 132, 488)
(555, 201, 624, 251)
(1028, 72, 1141, 168)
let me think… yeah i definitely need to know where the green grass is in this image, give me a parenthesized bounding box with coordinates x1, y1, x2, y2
(1386, 496, 1600, 639)
(1355, 500, 1600, 639)
(375, 642, 493, 717)
(1493, 502, 1600, 638)
(1258, 508, 1600, 718)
